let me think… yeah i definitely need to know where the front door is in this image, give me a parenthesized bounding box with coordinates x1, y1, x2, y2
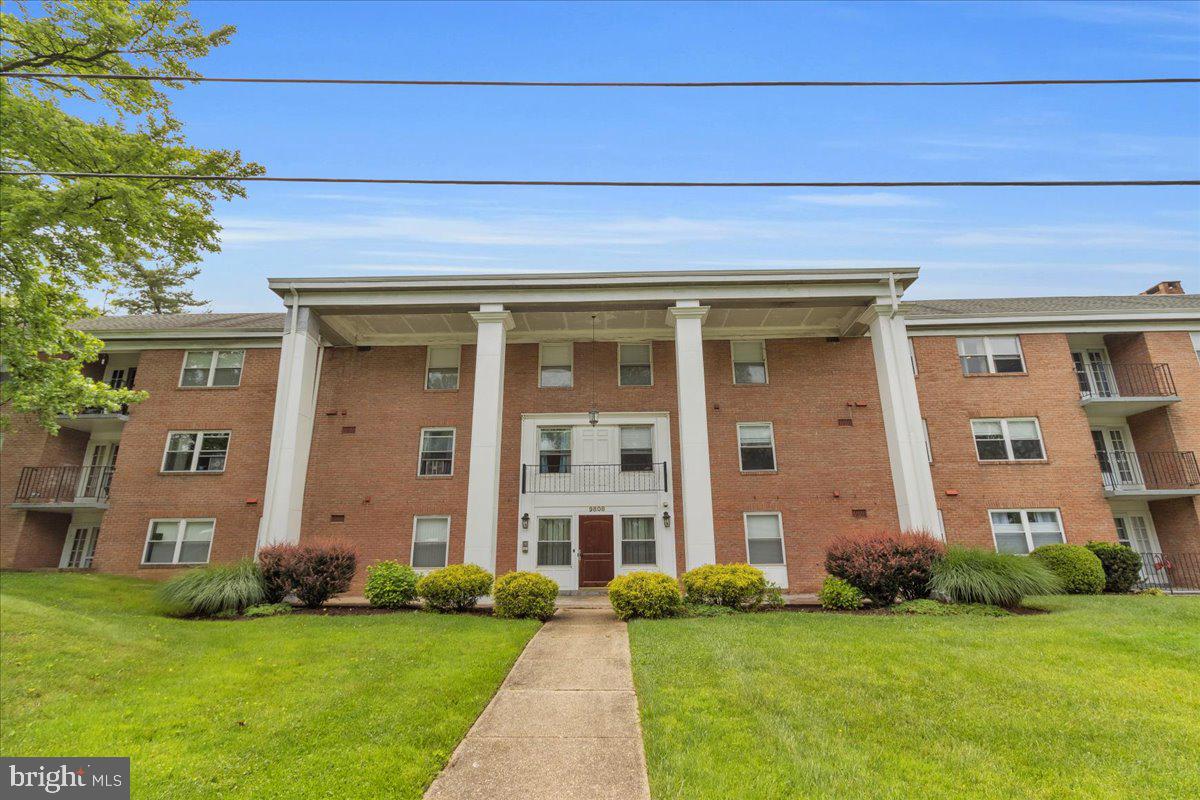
(578, 514, 614, 587)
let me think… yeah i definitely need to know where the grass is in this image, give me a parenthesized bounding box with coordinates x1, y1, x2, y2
(1, 571, 538, 799)
(630, 595, 1200, 800)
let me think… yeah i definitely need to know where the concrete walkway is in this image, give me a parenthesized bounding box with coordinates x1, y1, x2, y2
(424, 606, 651, 800)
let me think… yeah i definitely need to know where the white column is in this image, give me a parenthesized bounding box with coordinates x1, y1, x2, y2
(463, 305, 514, 572)
(256, 306, 323, 549)
(869, 308, 941, 536)
(668, 301, 717, 568)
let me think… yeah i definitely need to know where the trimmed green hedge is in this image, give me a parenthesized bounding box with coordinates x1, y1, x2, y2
(681, 563, 768, 609)
(1085, 541, 1143, 593)
(608, 572, 682, 620)
(1030, 544, 1105, 595)
(493, 571, 558, 621)
(364, 560, 419, 608)
(818, 577, 863, 610)
(416, 564, 494, 612)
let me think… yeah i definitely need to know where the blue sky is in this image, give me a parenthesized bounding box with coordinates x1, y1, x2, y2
(159, 1, 1200, 311)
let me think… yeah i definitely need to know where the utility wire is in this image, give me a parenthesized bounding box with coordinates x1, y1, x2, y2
(2, 72, 1198, 87)
(2, 171, 1197, 187)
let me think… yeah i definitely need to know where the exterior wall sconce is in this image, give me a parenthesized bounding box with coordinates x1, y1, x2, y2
(662, 510, 671, 528)
(587, 408, 599, 426)
(521, 512, 530, 530)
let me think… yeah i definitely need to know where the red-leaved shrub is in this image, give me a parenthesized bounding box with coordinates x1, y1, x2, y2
(824, 531, 945, 606)
(257, 543, 300, 603)
(291, 543, 358, 608)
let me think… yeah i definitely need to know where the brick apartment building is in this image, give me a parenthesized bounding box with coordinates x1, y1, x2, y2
(3, 269, 1199, 593)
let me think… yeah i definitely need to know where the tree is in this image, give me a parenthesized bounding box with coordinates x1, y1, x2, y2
(0, 0, 263, 433)
(111, 262, 208, 315)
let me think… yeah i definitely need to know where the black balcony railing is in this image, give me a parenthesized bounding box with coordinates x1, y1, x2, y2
(521, 462, 667, 493)
(1096, 450, 1200, 492)
(1076, 362, 1176, 400)
(1136, 552, 1200, 592)
(13, 465, 114, 504)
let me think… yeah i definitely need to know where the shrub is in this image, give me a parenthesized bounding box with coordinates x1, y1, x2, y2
(824, 531, 945, 606)
(257, 543, 300, 603)
(818, 576, 863, 610)
(608, 572, 682, 620)
(681, 563, 769, 609)
(890, 599, 1010, 617)
(680, 599, 739, 618)
(416, 564, 494, 612)
(364, 560, 419, 608)
(243, 602, 293, 618)
(157, 559, 266, 617)
(929, 547, 1061, 607)
(1030, 544, 1105, 595)
(1085, 541, 1143, 593)
(493, 571, 558, 620)
(291, 543, 358, 608)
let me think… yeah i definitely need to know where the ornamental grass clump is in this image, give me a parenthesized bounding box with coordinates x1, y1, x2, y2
(416, 564, 494, 612)
(1030, 544, 1105, 595)
(824, 531, 945, 607)
(929, 547, 1061, 608)
(681, 563, 769, 609)
(492, 571, 558, 620)
(608, 572, 682, 620)
(157, 559, 266, 617)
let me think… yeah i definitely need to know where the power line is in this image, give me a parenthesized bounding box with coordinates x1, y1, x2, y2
(2, 171, 1197, 187)
(2, 72, 1198, 87)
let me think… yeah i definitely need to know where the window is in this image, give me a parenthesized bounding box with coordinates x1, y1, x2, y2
(538, 427, 571, 474)
(922, 418, 933, 463)
(990, 509, 1064, 555)
(161, 431, 230, 472)
(426, 345, 460, 390)
(539, 343, 573, 387)
(737, 423, 777, 471)
(1192, 332, 1200, 366)
(620, 425, 654, 472)
(908, 337, 918, 376)
(731, 340, 768, 384)
(143, 518, 214, 565)
(971, 418, 1045, 461)
(537, 517, 571, 566)
(411, 516, 449, 568)
(621, 517, 656, 565)
(745, 512, 784, 565)
(180, 350, 244, 387)
(956, 337, 1024, 375)
(618, 343, 652, 386)
(418, 428, 455, 476)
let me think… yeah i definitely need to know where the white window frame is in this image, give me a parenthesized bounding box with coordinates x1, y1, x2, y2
(536, 516, 573, 568)
(160, 430, 232, 473)
(736, 422, 777, 473)
(178, 349, 245, 388)
(617, 342, 653, 387)
(908, 337, 919, 376)
(743, 511, 786, 567)
(970, 417, 1046, 462)
(922, 418, 933, 463)
(619, 515, 657, 567)
(411, 515, 450, 570)
(731, 340, 769, 385)
(1191, 332, 1200, 366)
(417, 427, 456, 477)
(538, 342, 574, 388)
(956, 336, 1026, 375)
(141, 518, 215, 565)
(988, 508, 1065, 555)
(424, 344, 461, 390)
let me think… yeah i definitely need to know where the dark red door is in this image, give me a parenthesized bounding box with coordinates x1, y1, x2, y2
(578, 515, 615, 587)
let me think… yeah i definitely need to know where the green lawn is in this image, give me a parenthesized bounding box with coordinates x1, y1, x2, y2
(630, 596, 1200, 800)
(0, 572, 538, 799)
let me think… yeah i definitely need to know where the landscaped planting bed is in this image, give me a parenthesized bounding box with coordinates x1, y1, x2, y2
(629, 594, 1200, 800)
(0, 572, 538, 799)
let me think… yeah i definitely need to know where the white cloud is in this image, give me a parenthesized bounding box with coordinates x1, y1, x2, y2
(786, 192, 936, 208)
(936, 223, 1198, 250)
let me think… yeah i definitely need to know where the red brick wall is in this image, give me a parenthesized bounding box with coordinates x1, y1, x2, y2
(92, 347, 280, 578)
(0, 416, 88, 568)
(705, 337, 898, 591)
(913, 333, 1119, 549)
(299, 345, 477, 589)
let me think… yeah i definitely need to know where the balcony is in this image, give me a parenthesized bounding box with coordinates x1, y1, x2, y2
(1077, 363, 1180, 416)
(11, 465, 114, 511)
(56, 406, 129, 434)
(1097, 450, 1200, 500)
(1135, 552, 1200, 593)
(521, 463, 668, 494)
